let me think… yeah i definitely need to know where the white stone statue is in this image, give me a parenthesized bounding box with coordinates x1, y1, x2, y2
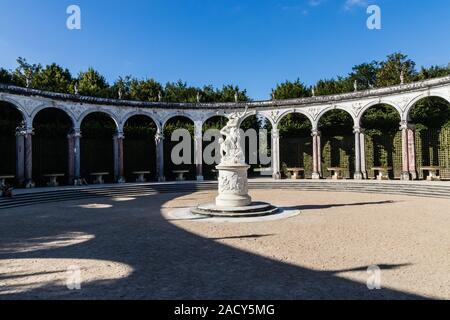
(219, 107, 249, 165)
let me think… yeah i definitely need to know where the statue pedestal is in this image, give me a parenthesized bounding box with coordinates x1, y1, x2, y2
(192, 162, 279, 218)
(215, 164, 252, 207)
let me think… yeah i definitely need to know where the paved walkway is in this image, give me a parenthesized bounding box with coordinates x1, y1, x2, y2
(1, 189, 449, 299)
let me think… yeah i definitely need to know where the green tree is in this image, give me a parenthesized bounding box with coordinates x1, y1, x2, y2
(107, 76, 132, 99)
(271, 79, 310, 100)
(12, 57, 42, 87)
(33, 63, 73, 93)
(315, 77, 352, 96)
(0, 68, 12, 84)
(348, 61, 379, 90)
(376, 53, 416, 87)
(164, 80, 199, 103)
(417, 65, 450, 80)
(76, 67, 109, 97)
(217, 85, 249, 102)
(129, 78, 163, 101)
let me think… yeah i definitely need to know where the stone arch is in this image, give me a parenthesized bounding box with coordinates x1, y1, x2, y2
(316, 106, 357, 128)
(78, 109, 120, 131)
(405, 93, 450, 120)
(30, 105, 76, 129)
(161, 113, 197, 131)
(238, 110, 275, 128)
(357, 100, 402, 127)
(0, 96, 28, 124)
(276, 109, 314, 128)
(203, 112, 228, 125)
(121, 111, 161, 132)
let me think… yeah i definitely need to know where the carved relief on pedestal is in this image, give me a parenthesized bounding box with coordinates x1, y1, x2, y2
(218, 172, 246, 194)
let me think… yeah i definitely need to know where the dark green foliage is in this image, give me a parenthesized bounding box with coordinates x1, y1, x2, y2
(279, 113, 311, 137)
(271, 79, 310, 100)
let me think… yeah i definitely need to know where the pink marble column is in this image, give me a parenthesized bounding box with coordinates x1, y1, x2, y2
(24, 128, 35, 188)
(400, 121, 410, 180)
(407, 126, 417, 180)
(67, 132, 75, 185)
(15, 124, 26, 186)
(113, 132, 125, 183)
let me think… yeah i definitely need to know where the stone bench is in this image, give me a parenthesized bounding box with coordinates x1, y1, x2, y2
(90, 172, 109, 184)
(0, 175, 15, 187)
(287, 167, 305, 180)
(327, 167, 344, 180)
(132, 171, 150, 183)
(173, 170, 189, 181)
(420, 166, 444, 181)
(370, 167, 392, 180)
(43, 173, 65, 187)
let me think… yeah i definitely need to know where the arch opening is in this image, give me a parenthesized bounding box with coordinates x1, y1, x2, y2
(163, 116, 195, 181)
(202, 116, 228, 180)
(80, 112, 117, 183)
(318, 109, 354, 179)
(239, 114, 272, 178)
(409, 96, 450, 180)
(360, 104, 402, 179)
(0, 101, 25, 186)
(278, 113, 313, 179)
(123, 115, 158, 182)
(32, 107, 73, 186)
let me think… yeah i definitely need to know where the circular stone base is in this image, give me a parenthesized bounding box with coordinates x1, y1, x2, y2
(191, 202, 279, 218)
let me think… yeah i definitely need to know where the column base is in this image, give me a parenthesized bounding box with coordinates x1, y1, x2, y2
(158, 176, 166, 182)
(401, 172, 411, 181)
(312, 172, 321, 180)
(353, 172, 364, 180)
(117, 176, 126, 184)
(196, 175, 204, 181)
(25, 180, 35, 188)
(272, 172, 281, 180)
(74, 179, 83, 186)
(409, 171, 418, 180)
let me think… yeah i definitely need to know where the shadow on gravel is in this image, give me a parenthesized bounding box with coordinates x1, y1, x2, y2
(0, 193, 426, 300)
(285, 200, 396, 211)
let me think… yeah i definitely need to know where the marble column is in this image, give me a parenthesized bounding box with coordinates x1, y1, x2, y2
(24, 127, 35, 188)
(67, 132, 75, 185)
(113, 132, 125, 183)
(68, 129, 82, 186)
(400, 121, 411, 181)
(311, 129, 321, 179)
(155, 131, 165, 182)
(194, 121, 204, 181)
(353, 126, 363, 180)
(15, 125, 26, 186)
(271, 128, 281, 179)
(407, 125, 417, 180)
(360, 129, 367, 179)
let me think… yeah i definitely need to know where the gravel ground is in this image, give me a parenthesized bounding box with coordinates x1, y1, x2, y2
(0, 190, 449, 300)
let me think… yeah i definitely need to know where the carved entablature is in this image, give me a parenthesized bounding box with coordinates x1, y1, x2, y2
(1, 76, 450, 131)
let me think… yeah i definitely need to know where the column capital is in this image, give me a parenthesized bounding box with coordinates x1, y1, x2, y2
(311, 129, 321, 137)
(68, 128, 82, 139)
(399, 120, 414, 130)
(155, 132, 165, 144)
(353, 126, 364, 134)
(114, 132, 125, 139)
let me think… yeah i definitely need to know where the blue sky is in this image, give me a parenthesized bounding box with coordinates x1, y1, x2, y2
(0, 0, 449, 100)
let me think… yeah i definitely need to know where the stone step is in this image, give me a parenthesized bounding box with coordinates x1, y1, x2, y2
(1, 181, 449, 210)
